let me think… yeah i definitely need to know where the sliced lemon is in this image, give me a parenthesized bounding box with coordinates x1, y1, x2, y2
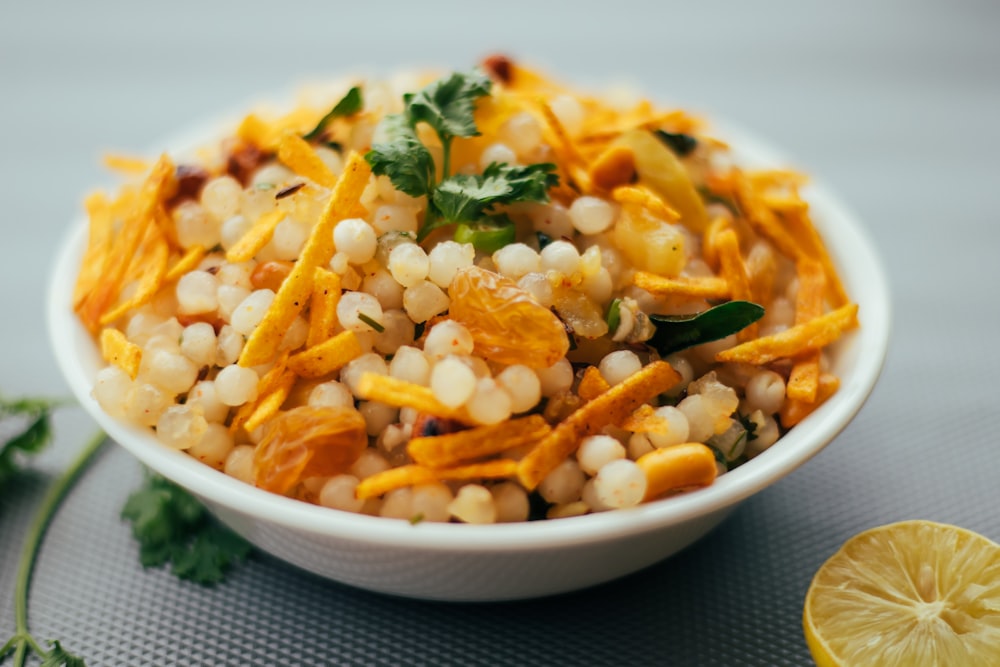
(803, 520, 1000, 667)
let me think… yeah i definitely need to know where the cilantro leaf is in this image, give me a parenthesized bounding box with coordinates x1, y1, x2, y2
(303, 86, 363, 142)
(366, 113, 436, 198)
(404, 70, 492, 143)
(0, 395, 65, 487)
(122, 473, 252, 585)
(39, 640, 87, 667)
(433, 162, 558, 223)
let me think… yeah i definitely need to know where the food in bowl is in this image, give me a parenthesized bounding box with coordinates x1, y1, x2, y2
(71, 56, 859, 525)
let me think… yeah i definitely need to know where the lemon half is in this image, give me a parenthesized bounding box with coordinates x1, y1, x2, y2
(803, 520, 1000, 666)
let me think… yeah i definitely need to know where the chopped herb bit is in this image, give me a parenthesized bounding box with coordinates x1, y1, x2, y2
(325, 141, 343, 153)
(366, 113, 436, 199)
(737, 412, 759, 441)
(647, 301, 764, 357)
(303, 86, 363, 142)
(605, 298, 622, 334)
(535, 231, 554, 250)
(413, 321, 426, 340)
(357, 312, 385, 332)
(409, 512, 425, 525)
(254, 182, 276, 191)
(274, 182, 305, 199)
(653, 129, 699, 157)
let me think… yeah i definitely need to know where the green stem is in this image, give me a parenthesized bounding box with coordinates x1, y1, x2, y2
(440, 136, 452, 181)
(8, 430, 106, 666)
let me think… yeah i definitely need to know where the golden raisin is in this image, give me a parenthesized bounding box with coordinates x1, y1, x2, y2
(253, 405, 367, 495)
(448, 266, 569, 369)
(251, 260, 295, 292)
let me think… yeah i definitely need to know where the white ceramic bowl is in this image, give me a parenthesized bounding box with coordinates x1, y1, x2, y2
(47, 116, 890, 602)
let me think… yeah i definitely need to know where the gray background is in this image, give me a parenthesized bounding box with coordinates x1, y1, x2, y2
(2, 1, 999, 664)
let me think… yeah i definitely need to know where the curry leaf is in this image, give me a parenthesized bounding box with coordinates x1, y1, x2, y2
(647, 301, 765, 356)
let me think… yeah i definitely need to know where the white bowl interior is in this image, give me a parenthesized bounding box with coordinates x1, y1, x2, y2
(47, 115, 890, 600)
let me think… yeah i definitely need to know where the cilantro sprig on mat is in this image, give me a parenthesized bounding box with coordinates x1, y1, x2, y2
(365, 69, 559, 247)
(0, 396, 67, 488)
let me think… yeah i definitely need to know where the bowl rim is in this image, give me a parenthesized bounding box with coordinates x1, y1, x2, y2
(47, 110, 891, 553)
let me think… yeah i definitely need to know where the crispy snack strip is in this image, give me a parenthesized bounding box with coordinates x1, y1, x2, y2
(287, 330, 363, 378)
(99, 231, 169, 325)
(242, 369, 298, 433)
(407, 415, 550, 468)
(99, 328, 142, 379)
(229, 352, 290, 434)
(225, 210, 287, 263)
(715, 228, 755, 341)
(277, 131, 338, 188)
(633, 272, 730, 300)
(354, 373, 472, 423)
(355, 460, 518, 500)
(715, 302, 858, 365)
(577, 365, 611, 402)
(306, 267, 342, 348)
(786, 259, 826, 402)
(164, 245, 207, 283)
(780, 373, 840, 428)
(612, 185, 680, 222)
(238, 151, 370, 367)
(517, 360, 681, 490)
(621, 404, 671, 435)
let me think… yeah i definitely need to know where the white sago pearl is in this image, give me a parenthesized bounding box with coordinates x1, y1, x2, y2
(448, 484, 497, 524)
(500, 112, 543, 156)
(466, 378, 512, 425)
(350, 448, 391, 479)
(333, 218, 378, 265)
(576, 435, 627, 475)
(388, 243, 430, 287)
(359, 401, 399, 437)
(92, 365, 132, 418)
(599, 350, 643, 386)
(179, 322, 217, 367)
(216, 284, 251, 321)
(379, 488, 415, 520)
(578, 244, 603, 277)
(491, 482, 530, 523)
(308, 380, 354, 409)
(372, 204, 418, 235)
(251, 162, 294, 187)
(746, 411, 781, 456)
(581, 479, 613, 512)
(231, 289, 275, 336)
(423, 320, 474, 359)
(142, 349, 199, 395)
(540, 240, 581, 275)
(278, 316, 309, 352)
(186, 380, 229, 423)
(410, 483, 454, 523)
(646, 406, 690, 448)
(188, 423, 234, 470)
(314, 145, 344, 175)
(479, 142, 518, 170)
(493, 243, 541, 280)
(495, 364, 542, 414)
(548, 501, 590, 520)
(337, 291, 384, 333)
(223, 445, 255, 484)
(430, 356, 477, 408)
(214, 364, 259, 406)
(569, 196, 616, 234)
(329, 252, 350, 275)
(125, 382, 170, 426)
(389, 346, 431, 386)
(530, 203, 575, 239)
(549, 94, 585, 137)
(156, 405, 208, 450)
(678, 394, 715, 443)
(399, 407, 418, 424)
(627, 432, 655, 460)
(403, 281, 450, 323)
(340, 353, 389, 397)
(377, 424, 411, 459)
(200, 175, 242, 221)
(219, 215, 252, 251)
(374, 309, 415, 355)
(269, 218, 310, 261)
(665, 353, 695, 395)
(176, 270, 220, 315)
(427, 241, 475, 288)
(216, 261, 255, 289)
(173, 201, 219, 249)
(744, 370, 787, 415)
(594, 459, 647, 509)
(582, 267, 613, 304)
(516, 272, 554, 307)
(319, 474, 365, 513)
(539, 459, 585, 504)
(536, 357, 573, 397)
(363, 269, 404, 310)
(125, 311, 165, 345)
(215, 325, 244, 367)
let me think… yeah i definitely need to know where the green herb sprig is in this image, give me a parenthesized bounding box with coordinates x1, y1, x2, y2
(0, 396, 68, 488)
(365, 70, 559, 247)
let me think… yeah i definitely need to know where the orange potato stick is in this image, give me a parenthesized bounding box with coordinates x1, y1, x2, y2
(225, 209, 287, 263)
(701, 216, 732, 271)
(287, 330, 364, 379)
(355, 460, 519, 500)
(577, 365, 611, 402)
(99, 328, 142, 379)
(537, 98, 586, 167)
(238, 151, 370, 367)
(783, 208, 850, 307)
(715, 228, 756, 341)
(73, 192, 115, 310)
(236, 113, 273, 148)
(780, 373, 840, 428)
(715, 302, 859, 365)
(612, 185, 680, 222)
(621, 404, 671, 435)
(589, 145, 636, 191)
(102, 153, 150, 175)
(636, 442, 718, 501)
(229, 352, 290, 434)
(761, 192, 810, 214)
(518, 360, 681, 490)
(242, 370, 298, 433)
(786, 259, 826, 402)
(163, 245, 207, 283)
(306, 267, 342, 348)
(77, 155, 173, 332)
(732, 169, 802, 262)
(277, 131, 338, 188)
(98, 232, 170, 325)
(354, 373, 471, 423)
(407, 415, 550, 468)
(633, 272, 731, 300)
